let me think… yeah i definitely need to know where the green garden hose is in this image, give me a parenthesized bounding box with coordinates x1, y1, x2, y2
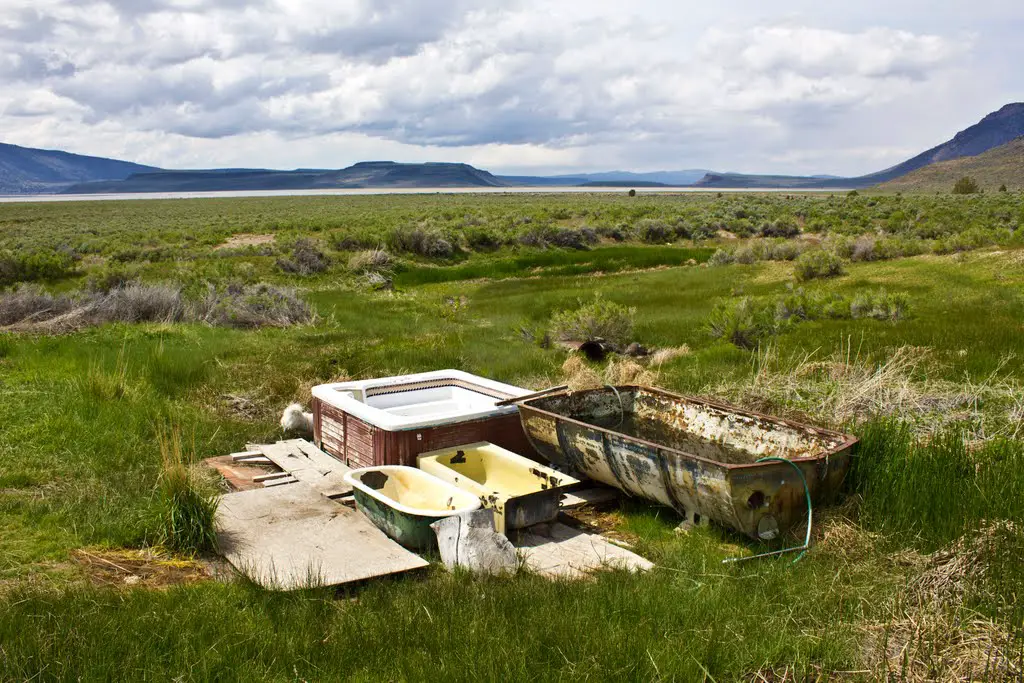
(722, 456, 813, 566)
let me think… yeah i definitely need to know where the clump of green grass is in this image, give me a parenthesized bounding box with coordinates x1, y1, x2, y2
(0, 248, 78, 287)
(550, 296, 636, 346)
(706, 296, 776, 350)
(156, 428, 218, 555)
(76, 348, 135, 402)
(851, 420, 1024, 548)
(708, 287, 909, 349)
(794, 249, 845, 281)
(850, 289, 909, 321)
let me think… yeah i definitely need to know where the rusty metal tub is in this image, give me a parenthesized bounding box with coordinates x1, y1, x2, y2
(513, 386, 857, 540)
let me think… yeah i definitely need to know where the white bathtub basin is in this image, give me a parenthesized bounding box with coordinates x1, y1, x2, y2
(311, 370, 530, 431)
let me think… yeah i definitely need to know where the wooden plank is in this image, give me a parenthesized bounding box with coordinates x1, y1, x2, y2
(293, 439, 350, 472)
(230, 450, 264, 461)
(262, 476, 298, 487)
(514, 522, 653, 579)
(216, 482, 428, 590)
(253, 472, 292, 483)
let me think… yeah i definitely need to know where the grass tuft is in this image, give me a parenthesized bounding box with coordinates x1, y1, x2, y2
(550, 296, 636, 347)
(156, 428, 219, 555)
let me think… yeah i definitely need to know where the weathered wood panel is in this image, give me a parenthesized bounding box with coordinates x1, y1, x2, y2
(216, 482, 428, 590)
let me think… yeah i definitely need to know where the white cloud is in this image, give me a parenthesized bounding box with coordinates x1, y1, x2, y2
(0, 0, 1012, 175)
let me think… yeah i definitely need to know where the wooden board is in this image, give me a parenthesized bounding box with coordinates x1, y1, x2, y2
(216, 482, 427, 590)
(246, 439, 354, 497)
(514, 522, 653, 579)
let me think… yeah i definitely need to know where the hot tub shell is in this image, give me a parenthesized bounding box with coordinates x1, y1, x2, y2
(312, 370, 536, 469)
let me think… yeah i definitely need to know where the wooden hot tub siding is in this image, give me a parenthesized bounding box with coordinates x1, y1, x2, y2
(313, 397, 536, 468)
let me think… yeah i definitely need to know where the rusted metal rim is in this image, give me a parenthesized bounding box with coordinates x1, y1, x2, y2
(516, 385, 859, 471)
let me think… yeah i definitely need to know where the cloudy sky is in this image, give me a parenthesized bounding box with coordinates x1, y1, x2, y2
(1, 0, 1021, 176)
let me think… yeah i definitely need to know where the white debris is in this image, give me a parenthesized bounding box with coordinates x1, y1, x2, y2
(430, 510, 519, 575)
(280, 403, 314, 435)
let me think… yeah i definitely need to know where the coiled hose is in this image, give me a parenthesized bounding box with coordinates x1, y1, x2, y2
(722, 456, 812, 566)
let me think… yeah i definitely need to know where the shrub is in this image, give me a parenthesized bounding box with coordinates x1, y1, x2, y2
(952, 176, 981, 195)
(0, 284, 77, 326)
(774, 288, 850, 323)
(549, 296, 635, 347)
(276, 238, 331, 275)
(635, 219, 674, 244)
(850, 289, 909, 321)
(733, 243, 762, 265)
(849, 236, 877, 262)
(195, 283, 314, 329)
(758, 218, 800, 238)
(88, 282, 185, 323)
(707, 249, 735, 266)
(86, 267, 138, 293)
(388, 226, 454, 258)
(706, 297, 775, 350)
(464, 228, 505, 251)
(794, 250, 844, 281)
(549, 227, 598, 250)
(347, 249, 392, 274)
(330, 233, 374, 251)
(0, 249, 77, 287)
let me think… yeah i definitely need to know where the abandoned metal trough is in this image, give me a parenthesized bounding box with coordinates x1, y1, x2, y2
(512, 386, 858, 540)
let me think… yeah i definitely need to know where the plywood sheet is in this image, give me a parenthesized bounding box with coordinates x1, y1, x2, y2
(216, 482, 427, 589)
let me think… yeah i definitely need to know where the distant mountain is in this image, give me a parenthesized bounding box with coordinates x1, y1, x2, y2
(0, 142, 158, 195)
(497, 169, 708, 188)
(63, 161, 506, 193)
(877, 137, 1024, 193)
(692, 173, 851, 190)
(695, 103, 1024, 190)
(557, 170, 710, 185)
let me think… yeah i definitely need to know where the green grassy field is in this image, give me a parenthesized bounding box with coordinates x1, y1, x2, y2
(2, 192, 1024, 680)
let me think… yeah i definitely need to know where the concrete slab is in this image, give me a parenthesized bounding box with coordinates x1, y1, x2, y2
(514, 522, 653, 579)
(216, 482, 427, 590)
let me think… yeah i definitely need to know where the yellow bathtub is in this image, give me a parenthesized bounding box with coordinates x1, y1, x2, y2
(417, 442, 579, 533)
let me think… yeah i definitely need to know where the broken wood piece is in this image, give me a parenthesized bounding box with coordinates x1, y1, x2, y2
(431, 510, 518, 575)
(230, 450, 264, 462)
(252, 472, 292, 483)
(262, 476, 298, 487)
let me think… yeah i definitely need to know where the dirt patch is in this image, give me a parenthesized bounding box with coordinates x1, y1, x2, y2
(216, 233, 275, 250)
(203, 455, 277, 492)
(560, 505, 639, 545)
(220, 393, 262, 420)
(72, 548, 212, 589)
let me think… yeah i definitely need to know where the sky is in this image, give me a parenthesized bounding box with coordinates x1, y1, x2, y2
(1, 0, 1022, 176)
